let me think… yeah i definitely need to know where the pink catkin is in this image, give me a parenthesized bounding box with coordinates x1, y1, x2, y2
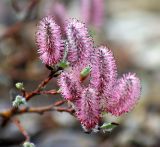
(65, 18, 94, 66)
(36, 16, 64, 65)
(35, 17, 141, 131)
(75, 88, 100, 131)
(90, 46, 117, 111)
(58, 71, 82, 101)
(106, 73, 141, 116)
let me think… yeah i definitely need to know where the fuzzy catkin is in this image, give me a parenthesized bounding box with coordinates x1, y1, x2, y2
(36, 16, 64, 65)
(75, 88, 100, 131)
(36, 17, 142, 131)
(106, 73, 141, 116)
(66, 18, 94, 66)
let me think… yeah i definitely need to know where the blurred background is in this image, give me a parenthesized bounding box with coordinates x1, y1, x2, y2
(0, 0, 160, 147)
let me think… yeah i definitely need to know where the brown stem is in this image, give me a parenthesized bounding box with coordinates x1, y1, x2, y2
(0, 77, 55, 126)
(39, 90, 58, 95)
(25, 72, 54, 101)
(0, 100, 71, 125)
(12, 118, 30, 142)
(17, 105, 75, 115)
(54, 100, 66, 106)
(0, 104, 74, 118)
(25, 65, 63, 100)
(0, 66, 63, 126)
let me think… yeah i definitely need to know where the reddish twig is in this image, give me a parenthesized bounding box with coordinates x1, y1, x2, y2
(39, 89, 58, 95)
(25, 72, 55, 101)
(54, 100, 66, 106)
(12, 118, 30, 142)
(25, 66, 63, 100)
(0, 103, 74, 119)
(0, 98, 71, 125)
(0, 66, 62, 126)
(18, 105, 75, 115)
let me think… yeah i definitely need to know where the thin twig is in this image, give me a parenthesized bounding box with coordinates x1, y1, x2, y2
(0, 99, 70, 122)
(0, 104, 74, 118)
(25, 72, 54, 101)
(54, 100, 66, 106)
(12, 118, 30, 142)
(39, 90, 58, 95)
(0, 67, 61, 126)
(18, 105, 75, 115)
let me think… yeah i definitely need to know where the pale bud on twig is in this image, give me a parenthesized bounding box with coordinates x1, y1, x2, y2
(15, 82, 24, 90)
(12, 95, 26, 108)
(23, 141, 35, 147)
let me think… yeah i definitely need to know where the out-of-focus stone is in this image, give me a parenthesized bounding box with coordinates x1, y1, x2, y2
(106, 11, 160, 70)
(37, 130, 98, 147)
(51, 111, 76, 127)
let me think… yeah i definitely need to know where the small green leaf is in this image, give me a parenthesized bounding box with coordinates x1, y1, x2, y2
(80, 66, 91, 79)
(58, 61, 69, 69)
(100, 122, 118, 132)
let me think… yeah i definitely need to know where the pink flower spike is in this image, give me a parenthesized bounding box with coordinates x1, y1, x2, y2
(90, 46, 117, 98)
(107, 73, 141, 116)
(58, 72, 82, 101)
(36, 16, 64, 65)
(66, 18, 94, 66)
(75, 88, 100, 132)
